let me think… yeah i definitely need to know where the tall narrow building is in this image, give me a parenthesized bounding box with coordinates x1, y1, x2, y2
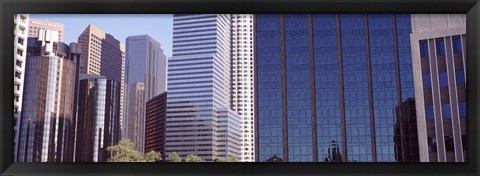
(145, 92, 168, 159)
(16, 29, 81, 162)
(231, 14, 255, 162)
(255, 14, 418, 162)
(28, 18, 64, 42)
(410, 14, 466, 162)
(166, 14, 241, 162)
(74, 74, 121, 162)
(13, 14, 29, 162)
(78, 24, 126, 131)
(124, 35, 167, 153)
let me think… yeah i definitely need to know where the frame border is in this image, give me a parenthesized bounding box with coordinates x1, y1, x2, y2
(1, 0, 479, 175)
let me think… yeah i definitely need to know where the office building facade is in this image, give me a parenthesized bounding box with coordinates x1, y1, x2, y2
(124, 35, 167, 153)
(410, 14, 466, 162)
(13, 14, 30, 162)
(28, 18, 64, 42)
(255, 14, 418, 162)
(78, 24, 126, 130)
(125, 82, 145, 152)
(145, 92, 168, 158)
(166, 14, 241, 161)
(16, 29, 81, 162)
(231, 14, 256, 162)
(74, 74, 121, 162)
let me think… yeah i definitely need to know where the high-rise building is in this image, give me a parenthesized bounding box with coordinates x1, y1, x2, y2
(145, 92, 168, 159)
(410, 14, 466, 162)
(124, 35, 167, 153)
(125, 82, 145, 152)
(231, 14, 255, 162)
(74, 74, 121, 162)
(255, 14, 417, 162)
(16, 29, 81, 162)
(166, 14, 241, 161)
(13, 14, 29, 162)
(78, 24, 126, 131)
(28, 18, 64, 42)
(394, 98, 420, 162)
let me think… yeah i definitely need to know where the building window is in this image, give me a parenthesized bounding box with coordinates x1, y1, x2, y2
(435, 38, 445, 56)
(444, 136, 454, 152)
(422, 74, 432, 88)
(452, 36, 462, 54)
(458, 102, 466, 118)
(420, 40, 429, 58)
(456, 70, 465, 85)
(438, 72, 448, 87)
(425, 105, 434, 120)
(428, 137, 437, 152)
(441, 104, 451, 119)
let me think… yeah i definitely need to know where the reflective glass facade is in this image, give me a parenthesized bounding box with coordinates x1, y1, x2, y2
(75, 76, 121, 162)
(255, 14, 418, 162)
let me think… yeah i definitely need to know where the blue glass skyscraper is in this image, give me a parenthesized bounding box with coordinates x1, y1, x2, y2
(255, 14, 418, 162)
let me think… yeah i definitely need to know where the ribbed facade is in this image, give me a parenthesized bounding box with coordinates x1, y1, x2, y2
(166, 14, 241, 162)
(255, 14, 418, 162)
(74, 74, 121, 162)
(124, 35, 167, 153)
(16, 29, 81, 162)
(13, 14, 29, 162)
(78, 25, 125, 131)
(231, 14, 255, 162)
(410, 14, 466, 162)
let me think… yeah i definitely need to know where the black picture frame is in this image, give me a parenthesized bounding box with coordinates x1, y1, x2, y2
(1, 0, 479, 175)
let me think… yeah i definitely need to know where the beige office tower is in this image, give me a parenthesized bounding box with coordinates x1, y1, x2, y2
(125, 83, 145, 152)
(13, 14, 29, 162)
(231, 14, 255, 162)
(410, 14, 466, 162)
(28, 18, 64, 42)
(77, 24, 126, 129)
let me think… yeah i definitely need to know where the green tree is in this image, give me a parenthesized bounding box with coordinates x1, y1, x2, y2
(185, 154, 204, 162)
(106, 139, 162, 162)
(168, 152, 182, 162)
(214, 156, 238, 162)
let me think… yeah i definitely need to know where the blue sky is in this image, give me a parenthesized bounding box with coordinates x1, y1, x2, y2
(31, 14, 173, 57)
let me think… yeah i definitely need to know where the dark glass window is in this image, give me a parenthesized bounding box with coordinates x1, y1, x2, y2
(444, 136, 454, 152)
(456, 70, 465, 85)
(458, 102, 466, 118)
(435, 38, 445, 56)
(452, 36, 462, 54)
(427, 137, 437, 152)
(441, 104, 451, 119)
(420, 41, 429, 58)
(425, 105, 434, 120)
(422, 74, 431, 88)
(438, 72, 448, 87)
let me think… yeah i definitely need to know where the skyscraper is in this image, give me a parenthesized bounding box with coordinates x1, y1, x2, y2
(74, 74, 121, 162)
(166, 14, 241, 161)
(124, 35, 167, 153)
(231, 14, 255, 162)
(13, 14, 29, 162)
(410, 14, 466, 162)
(255, 14, 417, 162)
(145, 92, 168, 159)
(28, 18, 64, 42)
(78, 24, 126, 131)
(16, 29, 81, 162)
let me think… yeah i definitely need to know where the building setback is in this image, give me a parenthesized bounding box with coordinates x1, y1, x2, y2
(78, 24, 126, 131)
(16, 29, 81, 162)
(28, 18, 64, 42)
(255, 14, 418, 162)
(231, 14, 256, 162)
(145, 92, 168, 159)
(166, 14, 241, 161)
(13, 14, 29, 162)
(74, 74, 121, 162)
(410, 14, 466, 162)
(124, 35, 167, 153)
